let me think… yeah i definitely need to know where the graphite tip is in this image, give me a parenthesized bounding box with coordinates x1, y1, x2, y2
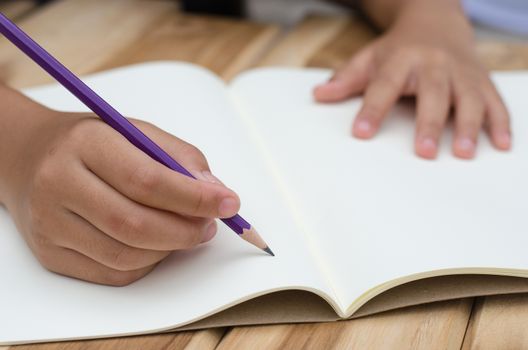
(263, 246, 275, 256)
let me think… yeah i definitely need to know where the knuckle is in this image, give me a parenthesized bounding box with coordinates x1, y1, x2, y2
(133, 119, 155, 130)
(190, 184, 212, 216)
(429, 79, 447, 94)
(180, 142, 201, 156)
(457, 118, 481, 132)
(375, 72, 401, 91)
(181, 142, 208, 165)
(428, 48, 450, 66)
(66, 116, 103, 137)
(104, 270, 144, 287)
(394, 47, 419, 63)
(107, 211, 146, 245)
(107, 246, 166, 272)
(490, 112, 510, 127)
(32, 159, 58, 192)
(360, 104, 384, 120)
(180, 222, 206, 249)
(109, 245, 139, 271)
(128, 165, 160, 196)
(66, 117, 102, 144)
(418, 118, 443, 133)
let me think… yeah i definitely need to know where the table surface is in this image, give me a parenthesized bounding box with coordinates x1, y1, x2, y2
(1, 1, 528, 349)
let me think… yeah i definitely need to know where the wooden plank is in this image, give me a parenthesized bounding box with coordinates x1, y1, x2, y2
(217, 299, 473, 349)
(8, 329, 226, 350)
(307, 17, 377, 70)
(0, 0, 36, 21)
(99, 13, 280, 81)
(462, 294, 528, 350)
(476, 42, 528, 70)
(0, 0, 177, 88)
(0, 0, 279, 88)
(257, 15, 350, 68)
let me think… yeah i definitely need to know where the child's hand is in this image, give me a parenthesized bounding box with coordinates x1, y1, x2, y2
(314, 0, 511, 159)
(1, 110, 240, 286)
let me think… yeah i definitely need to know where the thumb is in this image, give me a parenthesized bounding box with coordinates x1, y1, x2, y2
(313, 47, 372, 102)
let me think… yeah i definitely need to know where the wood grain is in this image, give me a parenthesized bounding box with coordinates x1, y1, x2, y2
(218, 299, 473, 350)
(0, 0, 279, 88)
(462, 294, 528, 350)
(0, 0, 36, 21)
(0, 0, 175, 88)
(307, 16, 377, 70)
(99, 12, 280, 81)
(477, 42, 528, 70)
(11, 329, 225, 350)
(257, 15, 350, 68)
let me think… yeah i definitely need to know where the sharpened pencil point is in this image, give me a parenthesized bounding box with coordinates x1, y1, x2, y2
(263, 247, 275, 256)
(239, 226, 273, 255)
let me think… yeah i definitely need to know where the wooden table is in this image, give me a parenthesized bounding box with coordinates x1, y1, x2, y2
(2, 1, 528, 349)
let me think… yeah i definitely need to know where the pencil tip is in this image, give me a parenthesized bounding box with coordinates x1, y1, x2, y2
(263, 247, 275, 256)
(239, 226, 274, 256)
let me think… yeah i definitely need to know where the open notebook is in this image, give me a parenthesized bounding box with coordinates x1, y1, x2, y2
(1, 62, 527, 345)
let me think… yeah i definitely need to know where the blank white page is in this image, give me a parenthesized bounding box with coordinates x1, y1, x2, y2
(230, 68, 528, 309)
(0, 62, 333, 344)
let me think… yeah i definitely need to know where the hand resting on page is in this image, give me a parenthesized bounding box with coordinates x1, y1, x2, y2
(314, 0, 511, 159)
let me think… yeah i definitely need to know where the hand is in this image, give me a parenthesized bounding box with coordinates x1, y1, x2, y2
(1, 109, 240, 286)
(313, 0, 511, 159)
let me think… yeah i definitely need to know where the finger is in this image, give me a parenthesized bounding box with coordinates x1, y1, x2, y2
(131, 120, 224, 184)
(52, 208, 173, 271)
(313, 48, 372, 102)
(453, 85, 486, 159)
(36, 245, 156, 286)
(483, 82, 511, 150)
(80, 122, 240, 219)
(353, 57, 413, 139)
(414, 66, 451, 159)
(64, 167, 217, 250)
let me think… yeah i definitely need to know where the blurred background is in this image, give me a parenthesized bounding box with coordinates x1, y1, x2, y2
(1, 0, 527, 42)
(1, 0, 345, 25)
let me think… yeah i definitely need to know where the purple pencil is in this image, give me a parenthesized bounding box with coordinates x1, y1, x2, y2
(0, 12, 274, 256)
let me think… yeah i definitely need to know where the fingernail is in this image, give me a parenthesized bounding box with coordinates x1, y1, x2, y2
(418, 137, 437, 158)
(353, 119, 373, 138)
(497, 131, 511, 149)
(191, 170, 224, 185)
(422, 137, 436, 150)
(202, 221, 217, 243)
(456, 137, 475, 157)
(219, 197, 238, 218)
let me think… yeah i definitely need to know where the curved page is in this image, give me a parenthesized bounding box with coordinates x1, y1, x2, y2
(230, 68, 528, 312)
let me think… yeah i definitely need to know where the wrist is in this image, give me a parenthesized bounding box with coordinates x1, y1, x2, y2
(362, 0, 468, 33)
(395, 0, 470, 31)
(0, 85, 54, 206)
(389, 0, 475, 50)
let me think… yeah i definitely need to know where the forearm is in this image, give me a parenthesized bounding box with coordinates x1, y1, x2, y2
(333, 0, 468, 32)
(0, 84, 52, 205)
